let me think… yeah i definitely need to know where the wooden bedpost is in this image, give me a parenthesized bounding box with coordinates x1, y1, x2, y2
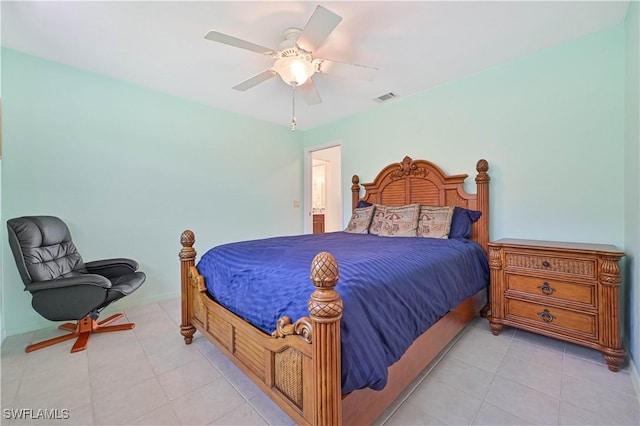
(475, 160, 491, 317)
(179, 230, 197, 344)
(351, 175, 360, 211)
(308, 252, 343, 426)
(475, 159, 490, 255)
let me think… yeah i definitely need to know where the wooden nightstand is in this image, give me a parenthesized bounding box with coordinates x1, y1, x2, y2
(488, 238, 625, 371)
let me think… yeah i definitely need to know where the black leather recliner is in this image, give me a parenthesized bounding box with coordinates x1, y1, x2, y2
(7, 216, 146, 353)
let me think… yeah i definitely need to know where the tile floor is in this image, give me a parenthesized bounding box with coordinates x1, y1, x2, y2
(1, 298, 639, 425)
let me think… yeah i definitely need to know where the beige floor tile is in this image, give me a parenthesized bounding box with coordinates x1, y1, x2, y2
(89, 352, 156, 391)
(128, 403, 181, 425)
(12, 377, 92, 414)
(157, 357, 222, 401)
(210, 402, 268, 425)
(93, 377, 168, 425)
(472, 402, 533, 425)
(158, 299, 181, 326)
(496, 354, 562, 398)
(562, 354, 636, 397)
(222, 363, 264, 401)
(171, 377, 245, 425)
(448, 338, 507, 373)
(195, 338, 240, 376)
(405, 378, 483, 425)
(560, 374, 640, 425)
(246, 392, 296, 426)
(484, 376, 560, 425)
(428, 356, 495, 399)
(559, 400, 639, 426)
(512, 329, 566, 352)
(563, 341, 608, 366)
(383, 400, 443, 425)
(140, 330, 206, 375)
(1, 377, 21, 408)
(506, 336, 564, 372)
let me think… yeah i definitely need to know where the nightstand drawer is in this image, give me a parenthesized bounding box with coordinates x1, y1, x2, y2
(506, 274, 596, 307)
(504, 252, 597, 280)
(506, 299, 597, 338)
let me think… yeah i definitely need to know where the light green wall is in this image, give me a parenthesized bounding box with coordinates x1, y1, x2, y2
(1, 48, 304, 335)
(304, 25, 631, 356)
(624, 1, 640, 376)
(305, 25, 626, 249)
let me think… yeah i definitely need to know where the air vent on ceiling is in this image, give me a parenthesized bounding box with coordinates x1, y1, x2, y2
(374, 92, 398, 103)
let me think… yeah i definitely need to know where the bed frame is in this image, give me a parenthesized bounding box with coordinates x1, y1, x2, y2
(179, 156, 490, 425)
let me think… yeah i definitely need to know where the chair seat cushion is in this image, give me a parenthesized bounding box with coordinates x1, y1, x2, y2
(105, 272, 146, 303)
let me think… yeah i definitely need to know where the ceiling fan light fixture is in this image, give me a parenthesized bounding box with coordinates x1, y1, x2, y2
(274, 56, 315, 86)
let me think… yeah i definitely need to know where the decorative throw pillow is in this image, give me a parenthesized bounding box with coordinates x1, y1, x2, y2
(379, 204, 420, 237)
(345, 206, 374, 234)
(368, 204, 387, 235)
(417, 205, 455, 239)
(449, 207, 482, 239)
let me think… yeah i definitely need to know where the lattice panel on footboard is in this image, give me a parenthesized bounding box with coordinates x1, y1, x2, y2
(274, 348, 304, 409)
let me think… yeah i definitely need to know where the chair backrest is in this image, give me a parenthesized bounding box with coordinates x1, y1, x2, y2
(7, 216, 86, 286)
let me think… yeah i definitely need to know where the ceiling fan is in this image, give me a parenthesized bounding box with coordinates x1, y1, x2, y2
(203, 5, 378, 110)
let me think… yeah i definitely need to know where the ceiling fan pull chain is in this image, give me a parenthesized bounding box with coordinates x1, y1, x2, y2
(291, 83, 297, 132)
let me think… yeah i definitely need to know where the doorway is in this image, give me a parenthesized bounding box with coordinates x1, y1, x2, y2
(305, 144, 342, 233)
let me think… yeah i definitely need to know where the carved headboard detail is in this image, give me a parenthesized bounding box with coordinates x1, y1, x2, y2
(351, 156, 490, 253)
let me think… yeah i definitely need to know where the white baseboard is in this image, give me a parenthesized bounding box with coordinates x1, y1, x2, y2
(631, 357, 640, 406)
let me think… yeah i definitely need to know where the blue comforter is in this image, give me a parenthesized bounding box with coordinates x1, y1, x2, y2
(197, 232, 489, 394)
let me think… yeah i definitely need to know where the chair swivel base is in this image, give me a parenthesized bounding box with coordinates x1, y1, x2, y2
(25, 313, 135, 353)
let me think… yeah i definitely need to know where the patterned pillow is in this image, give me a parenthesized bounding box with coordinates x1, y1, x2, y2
(417, 205, 455, 239)
(345, 206, 374, 234)
(368, 204, 388, 235)
(379, 204, 420, 237)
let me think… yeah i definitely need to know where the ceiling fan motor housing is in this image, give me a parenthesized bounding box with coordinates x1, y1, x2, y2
(278, 28, 312, 61)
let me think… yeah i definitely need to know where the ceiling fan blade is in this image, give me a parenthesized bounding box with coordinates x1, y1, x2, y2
(297, 6, 342, 53)
(315, 59, 378, 81)
(232, 69, 277, 91)
(204, 31, 277, 56)
(299, 78, 322, 105)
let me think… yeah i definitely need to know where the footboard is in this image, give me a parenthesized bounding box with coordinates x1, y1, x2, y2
(179, 231, 342, 425)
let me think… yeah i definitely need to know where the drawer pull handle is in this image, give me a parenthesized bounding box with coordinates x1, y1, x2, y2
(542, 260, 551, 268)
(537, 282, 555, 295)
(537, 309, 555, 323)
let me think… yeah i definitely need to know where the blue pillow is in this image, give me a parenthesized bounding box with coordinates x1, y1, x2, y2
(449, 207, 482, 239)
(356, 200, 372, 208)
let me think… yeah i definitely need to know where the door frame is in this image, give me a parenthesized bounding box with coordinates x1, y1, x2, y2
(303, 142, 342, 234)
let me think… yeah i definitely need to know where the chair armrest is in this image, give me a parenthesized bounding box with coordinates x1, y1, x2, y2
(84, 258, 139, 278)
(26, 274, 111, 292)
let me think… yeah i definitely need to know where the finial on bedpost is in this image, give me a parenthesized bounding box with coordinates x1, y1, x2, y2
(351, 175, 360, 212)
(308, 252, 343, 425)
(180, 230, 195, 258)
(179, 230, 197, 344)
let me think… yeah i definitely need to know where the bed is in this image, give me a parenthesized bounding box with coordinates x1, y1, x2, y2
(178, 156, 490, 425)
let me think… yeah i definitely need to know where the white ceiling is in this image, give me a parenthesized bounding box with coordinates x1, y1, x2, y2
(1, 1, 630, 130)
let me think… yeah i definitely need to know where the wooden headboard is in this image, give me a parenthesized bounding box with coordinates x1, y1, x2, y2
(351, 156, 490, 253)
